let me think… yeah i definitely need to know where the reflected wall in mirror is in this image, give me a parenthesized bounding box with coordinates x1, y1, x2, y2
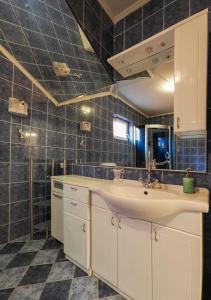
(0, 1, 113, 103)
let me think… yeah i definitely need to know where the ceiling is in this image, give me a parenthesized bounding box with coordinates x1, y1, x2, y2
(117, 61, 174, 116)
(97, 0, 150, 23)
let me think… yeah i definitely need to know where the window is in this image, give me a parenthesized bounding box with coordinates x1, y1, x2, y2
(113, 115, 129, 141)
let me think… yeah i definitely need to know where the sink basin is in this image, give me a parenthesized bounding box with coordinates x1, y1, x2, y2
(90, 181, 209, 220)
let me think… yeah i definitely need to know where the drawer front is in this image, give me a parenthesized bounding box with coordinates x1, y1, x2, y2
(64, 197, 89, 220)
(64, 184, 89, 203)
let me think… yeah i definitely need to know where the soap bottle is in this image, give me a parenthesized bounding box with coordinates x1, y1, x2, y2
(183, 168, 194, 194)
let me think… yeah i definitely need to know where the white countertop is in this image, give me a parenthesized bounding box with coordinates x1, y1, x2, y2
(51, 175, 108, 188)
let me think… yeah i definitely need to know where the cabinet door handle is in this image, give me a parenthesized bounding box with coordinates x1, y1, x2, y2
(82, 224, 86, 232)
(155, 229, 159, 242)
(111, 215, 115, 226)
(118, 218, 121, 230)
(71, 202, 77, 206)
(71, 187, 78, 191)
(177, 117, 180, 129)
(53, 194, 62, 199)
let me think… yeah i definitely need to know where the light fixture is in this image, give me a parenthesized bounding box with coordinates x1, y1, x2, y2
(81, 105, 91, 114)
(163, 80, 175, 92)
(19, 129, 37, 139)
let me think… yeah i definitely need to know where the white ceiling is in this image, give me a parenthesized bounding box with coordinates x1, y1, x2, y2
(117, 61, 174, 116)
(98, 0, 150, 24)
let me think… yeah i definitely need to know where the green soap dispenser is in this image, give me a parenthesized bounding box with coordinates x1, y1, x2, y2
(183, 168, 194, 194)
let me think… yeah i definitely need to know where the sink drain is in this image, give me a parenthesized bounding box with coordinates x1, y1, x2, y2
(144, 191, 148, 195)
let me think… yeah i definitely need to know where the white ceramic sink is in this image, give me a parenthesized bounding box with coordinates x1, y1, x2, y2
(90, 181, 209, 219)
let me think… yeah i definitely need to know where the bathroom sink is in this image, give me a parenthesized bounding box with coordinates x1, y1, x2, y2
(90, 181, 209, 219)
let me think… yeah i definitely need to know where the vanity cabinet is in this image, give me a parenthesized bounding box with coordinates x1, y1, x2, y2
(92, 206, 118, 286)
(152, 224, 201, 300)
(174, 13, 208, 135)
(92, 206, 152, 300)
(63, 183, 91, 273)
(51, 193, 63, 243)
(92, 193, 202, 300)
(118, 215, 152, 300)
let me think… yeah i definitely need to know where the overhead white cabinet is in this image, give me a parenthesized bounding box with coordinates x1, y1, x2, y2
(152, 224, 201, 300)
(118, 215, 152, 300)
(174, 13, 208, 135)
(92, 206, 118, 286)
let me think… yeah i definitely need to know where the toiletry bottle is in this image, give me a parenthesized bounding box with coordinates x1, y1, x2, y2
(183, 168, 194, 194)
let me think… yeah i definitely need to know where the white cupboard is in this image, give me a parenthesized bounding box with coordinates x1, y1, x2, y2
(92, 206, 118, 286)
(92, 193, 203, 300)
(51, 193, 63, 243)
(64, 212, 88, 269)
(63, 184, 91, 273)
(152, 224, 201, 300)
(174, 12, 208, 135)
(118, 215, 152, 300)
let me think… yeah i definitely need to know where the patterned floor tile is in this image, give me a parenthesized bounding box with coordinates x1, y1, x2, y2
(69, 276, 98, 300)
(47, 261, 76, 282)
(74, 266, 88, 278)
(0, 267, 28, 289)
(0, 254, 15, 270)
(19, 240, 45, 253)
(56, 248, 68, 262)
(100, 296, 126, 300)
(0, 242, 25, 254)
(98, 280, 118, 298)
(40, 280, 72, 300)
(41, 239, 62, 250)
(0, 288, 14, 300)
(31, 249, 59, 266)
(9, 283, 45, 300)
(6, 252, 37, 268)
(19, 264, 52, 286)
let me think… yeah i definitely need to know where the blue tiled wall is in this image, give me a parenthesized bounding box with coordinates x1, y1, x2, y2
(66, 0, 114, 77)
(0, 0, 112, 102)
(0, 52, 146, 243)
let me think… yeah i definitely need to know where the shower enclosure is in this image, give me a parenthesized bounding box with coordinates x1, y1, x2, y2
(145, 124, 172, 170)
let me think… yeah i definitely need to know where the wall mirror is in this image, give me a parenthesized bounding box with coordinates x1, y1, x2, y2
(95, 11, 207, 172)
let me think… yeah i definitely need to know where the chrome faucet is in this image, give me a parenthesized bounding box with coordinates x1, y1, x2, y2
(138, 160, 159, 188)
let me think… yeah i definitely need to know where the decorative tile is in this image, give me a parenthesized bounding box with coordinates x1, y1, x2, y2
(19, 240, 45, 253)
(41, 239, 62, 250)
(9, 283, 44, 300)
(0, 288, 14, 300)
(47, 261, 75, 282)
(98, 280, 118, 298)
(40, 279, 72, 300)
(0, 267, 28, 289)
(31, 249, 59, 266)
(0, 254, 15, 270)
(19, 264, 52, 286)
(69, 276, 98, 300)
(74, 266, 88, 278)
(6, 252, 37, 268)
(56, 248, 68, 262)
(0, 242, 25, 254)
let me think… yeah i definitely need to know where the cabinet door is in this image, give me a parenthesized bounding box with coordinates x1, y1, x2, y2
(64, 212, 88, 269)
(174, 13, 208, 134)
(118, 216, 152, 300)
(152, 224, 202, 300)
(92, 206, 117, 286)
(51, 193, 63, 243)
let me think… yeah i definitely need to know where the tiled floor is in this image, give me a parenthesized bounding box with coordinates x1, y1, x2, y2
(0, 236, 125, 300)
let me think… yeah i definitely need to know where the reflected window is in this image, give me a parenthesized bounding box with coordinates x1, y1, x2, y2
(113, 115, 129, 141)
